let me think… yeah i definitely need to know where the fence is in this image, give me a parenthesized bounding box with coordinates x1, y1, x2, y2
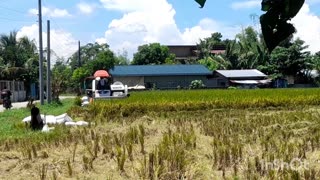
(0, 81, 26, 102)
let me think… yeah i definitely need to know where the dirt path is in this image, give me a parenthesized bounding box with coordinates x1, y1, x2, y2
(0, 96, 75, 112)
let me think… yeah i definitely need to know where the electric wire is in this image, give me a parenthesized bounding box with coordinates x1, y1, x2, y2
(41, 0, 79, 60)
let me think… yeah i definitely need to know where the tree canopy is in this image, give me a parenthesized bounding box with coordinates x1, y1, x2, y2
(259, 38, 311, 78)
(195, 0, 305, 53)
(196, 26, 314, 83)
(68, 42, 110, 70)
(52, 59, 72, 100)
(68, 42, 117, 90)
(132, 43, 175, 65)
(0, 31, 39, 82)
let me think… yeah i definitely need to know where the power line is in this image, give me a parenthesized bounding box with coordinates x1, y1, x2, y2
(41, 25, 78, 59)
(0, 4, 27, 14)
(40, 0, 79, 60)
(40, 21, 79, 60)
(0, 17, 34, 22)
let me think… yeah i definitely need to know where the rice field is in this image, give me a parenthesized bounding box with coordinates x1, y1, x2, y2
(1, 89, 320, 179)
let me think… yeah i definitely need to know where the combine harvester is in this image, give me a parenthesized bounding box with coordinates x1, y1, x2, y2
(81, 70, 130, 106)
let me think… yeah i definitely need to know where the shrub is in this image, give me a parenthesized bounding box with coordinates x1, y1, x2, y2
(73, 96, 82, 107)
(228, 86, 238, 90)
(189, 80, 205, 89)
(152, 83, 157, 91)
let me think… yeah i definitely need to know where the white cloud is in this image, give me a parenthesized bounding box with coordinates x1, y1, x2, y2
(95, 37, 108, 45)
(29, 7, 71, 18)
(231, 0, 260, 10)
(97, 0, 239, 59)
(292, 4, 320, 53)
(77, 2, 96, 14)
(17, 24, 78, 63)
(100, 0, 164, 12)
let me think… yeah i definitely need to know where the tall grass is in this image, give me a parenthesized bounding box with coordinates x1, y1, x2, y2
(0, 99, 74, 143)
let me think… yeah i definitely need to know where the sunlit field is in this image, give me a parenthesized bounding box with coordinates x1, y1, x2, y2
(1, 89, 320, 179)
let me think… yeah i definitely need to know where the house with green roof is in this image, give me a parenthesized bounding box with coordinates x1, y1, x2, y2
(109, 65, 212, 89)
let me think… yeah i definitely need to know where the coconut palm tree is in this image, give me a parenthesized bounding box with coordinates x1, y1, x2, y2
(0, 31, 38, 81)
(226, 27, 269, 70)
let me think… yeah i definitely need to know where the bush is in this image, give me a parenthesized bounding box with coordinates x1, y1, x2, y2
(228, 86, 238, 90)
(152, 83, 157, 91)
(74, 96, 82, 107)
(189, 80, 206, 89)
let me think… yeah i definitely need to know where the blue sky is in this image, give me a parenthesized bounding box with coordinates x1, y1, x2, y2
(0, 0, 319, 60)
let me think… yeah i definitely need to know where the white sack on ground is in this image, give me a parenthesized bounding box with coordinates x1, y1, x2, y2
(22, 113, 88, 128)
(23, 113, 73, 124)
(42, 124, 55, 132)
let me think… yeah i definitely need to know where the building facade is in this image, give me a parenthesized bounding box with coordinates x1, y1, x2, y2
(167, 45, 226, 64)
(0, 80, 26, 103)
(207, 69, 270, 88)
(109, 65, 212, 89)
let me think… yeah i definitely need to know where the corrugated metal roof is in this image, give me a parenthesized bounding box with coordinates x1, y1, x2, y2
(230, 79, 271, 84)
(110, 65, 212, 77)
(215, 69, 267, 78)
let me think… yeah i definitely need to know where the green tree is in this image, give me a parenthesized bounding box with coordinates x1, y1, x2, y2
(52, 60, 72, 101)
(115, 50, 130, 65)
(259, 38, 310, 79)
(71, 67, 91, 94)
(0, 31, 39, 83)
(222, 39, 241, 69)
(68, 43, 116, 92)
(197, 32, 232, 69)
(234, 27, 269, 69)
(198, 56, 218, 71)
(132, 43, 173, 65)
(310, 52, 320, 85)
(197, 32, 226, 59)
(313, 52, 320, 71)
(195, 0, 305, 52)
(68, 42, 110, 69)
(164, 54, 176, 65)
(72, 67, 90, 86)
(85, 50, 116, 72)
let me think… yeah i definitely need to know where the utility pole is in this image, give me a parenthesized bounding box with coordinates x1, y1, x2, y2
(77, 40, 82, 95)
(78, 40, 81, 67)
(38, 0, 44, 105)
(47, 20, 51, 104)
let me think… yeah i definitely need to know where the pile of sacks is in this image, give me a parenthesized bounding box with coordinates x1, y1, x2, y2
(81, 96, 90, 106)
(22, 113, 89, 132)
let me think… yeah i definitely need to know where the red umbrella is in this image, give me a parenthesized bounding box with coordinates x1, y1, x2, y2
(94, 70, 110, 78)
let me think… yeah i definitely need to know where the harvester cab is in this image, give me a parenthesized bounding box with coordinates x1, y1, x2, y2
(81, 70, 129, 106)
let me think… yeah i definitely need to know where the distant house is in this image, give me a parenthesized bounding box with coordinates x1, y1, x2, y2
(109, 65, 212, 89)
(167, 45, 198, 62)
(207, 69, 271, 88)
(0, 80, 26, 103)
(167, 45, 226, 63)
